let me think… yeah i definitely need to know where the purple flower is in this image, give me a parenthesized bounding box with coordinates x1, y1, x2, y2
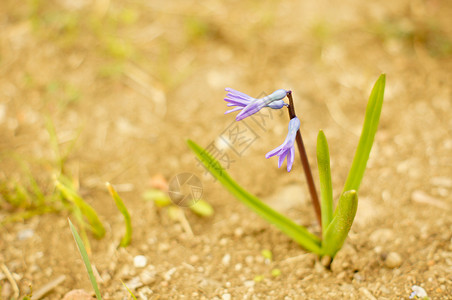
(224, 88, 288, 121)
(265, 117, 300, 172)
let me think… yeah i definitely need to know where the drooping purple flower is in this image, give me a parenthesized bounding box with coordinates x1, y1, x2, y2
(265, 117, 300, 172)
(224, 88, 288, 121)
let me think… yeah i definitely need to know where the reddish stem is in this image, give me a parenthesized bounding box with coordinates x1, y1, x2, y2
(286, 91, 322, 230)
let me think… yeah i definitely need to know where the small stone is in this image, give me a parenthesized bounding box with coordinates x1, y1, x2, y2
(234, 227, 244, 237)
(189, 255, 199, 264)
(125, 277, 142, 290)
(62, 289, 95, 300)
(410, 285, 428, 298)
(411, 190, 448, 209)
(164, 267, 177, 281)
(353, 273, 363, 282)
(431, 177, 452, 188)
(17, 229, 34, 241)
(369, 229, 394, 246)
(133, 255, 147, 268)
(379, 285, 390, 294)
(139, 267, 156, 285)
(158, 243, 170, 252)
(245, 255, 254, 265)
(244, 280, 255, 288)
(222, 254, 231, 266)
(234, 263, 242, 271)
(359, 287, 377, 300)
(384, 252, 402, 269)
(222, 293, 232, 300)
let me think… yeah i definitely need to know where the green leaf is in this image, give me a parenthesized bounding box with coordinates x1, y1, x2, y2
(316, 130, 333, 238)
(343, 74, 386, 192)
(321, 190, 358, 258)
(142, 189, 172, 207)
(189, 199, 214, 217)
(68, 219, 103, 300)
(56, 179, 105, 238)
(187, 140, 321, 253)
(106, 182, 132, 247)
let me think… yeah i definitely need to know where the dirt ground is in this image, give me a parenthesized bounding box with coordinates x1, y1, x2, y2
(1, 0, 452, 299)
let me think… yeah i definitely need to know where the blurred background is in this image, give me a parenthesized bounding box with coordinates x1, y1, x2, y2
(1, 0, 452, 298)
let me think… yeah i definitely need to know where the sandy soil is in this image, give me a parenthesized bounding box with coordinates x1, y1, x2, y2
(1, 0, 452, 299)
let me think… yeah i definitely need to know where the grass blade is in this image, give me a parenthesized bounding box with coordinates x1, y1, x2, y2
(121, 280, 137, 300)
(56, 179, 105, 238)
(316, 130, 333, 238)
(68, 219, 103, 300)
(321, 190, 358, 258)
(343, 74, 386, 192)
(187, 140, 321, 253)
(106, 182, 132, 247)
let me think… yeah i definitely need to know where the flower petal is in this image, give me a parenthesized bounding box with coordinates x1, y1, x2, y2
(265, 144, 283, 158)
(278, 149, 288, 168)
(286, 146, 295, 172)
(224, 107, 243, 114)
(236, 99, 266, 121)
(225, 88, 254, 101)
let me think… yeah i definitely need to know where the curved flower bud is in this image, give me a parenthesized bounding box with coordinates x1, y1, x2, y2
(265, 117, 300, 172)
(224, 88, 288, 121)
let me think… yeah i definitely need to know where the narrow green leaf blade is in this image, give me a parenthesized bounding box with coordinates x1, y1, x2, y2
(343, 74, 386, 192)
(68, 219, 103, 300)
(316, 130, 333, 238)
(321, 190, 358, 258)
(121, 280, 138, 300)
(106, 182, 132, 247)
(56, 179, 106, 238)
(187, 140, 321, 253)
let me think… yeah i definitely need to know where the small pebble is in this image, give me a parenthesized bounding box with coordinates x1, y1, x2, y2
(17, 229, 34, 241)
(359, 287, 377, 300)
(62, 289, 95, 300)
(410, 285, 428, 299)
(369, 229, 394, 246)
(234, 227, 244, 237)
(245, 255, 254, 265)
(140, 267, 156, 285)
(222, 254, 231, 266)
(384, 252, 402, 269)
(133, 255, 147, 268)
(189, 255, 199, 264)
(431, 177, 452, 188)
(222, 293, 232, 300)
(244, 280, 255, 288)
(411, 190, 447, 209)
(164, 267, 177, 281)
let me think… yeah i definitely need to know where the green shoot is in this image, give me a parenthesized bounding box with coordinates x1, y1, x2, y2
(56, 178, 105, 238)
(142, 189, 172, 207)
(316, 130, 333, 239)
(321, 190, 358, 258)
(106, 182, 132, 247)
(68, 219, 102, 300)
(189, 199, 214, 217)
(187, 140, 322, 253)
(343, 74, 386, 192)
